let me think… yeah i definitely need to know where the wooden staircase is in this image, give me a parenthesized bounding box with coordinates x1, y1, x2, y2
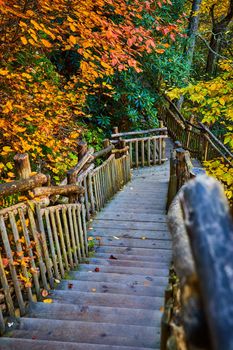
(1, 159, 172, 349)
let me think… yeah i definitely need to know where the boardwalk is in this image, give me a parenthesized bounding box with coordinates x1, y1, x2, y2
(1, 158, 172, 349)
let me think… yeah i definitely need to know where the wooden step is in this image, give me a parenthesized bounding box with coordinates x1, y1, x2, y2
(0, 338, 157, 350)
(89, 228, 170, 240)
(28, 302, 163, 325)
(94, 252, 171, 263)
(58, 279, 166, 297)
(79, 263, 169, 277)
(90, 220, 168, 231)
(95, 212, 167, 222)
(85, 257, 169, 269)
(91, 236, 172, 249)
(68, 271, 168, 286)
(95, 245, 172, 258)
(50, 290, 164, 310)
(12, 318, 160, 348)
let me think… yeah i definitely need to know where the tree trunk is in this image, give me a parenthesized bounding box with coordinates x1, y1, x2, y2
(186, 0, 203, 65)
(176, 0, 202, 109)
(206, 0, 233, 76)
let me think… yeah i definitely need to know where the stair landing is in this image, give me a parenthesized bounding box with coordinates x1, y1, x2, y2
(1, 161, 172, 349)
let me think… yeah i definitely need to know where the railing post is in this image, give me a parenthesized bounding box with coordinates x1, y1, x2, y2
(159, 121, 166, 161)
(77, 140, 88, 161)
(14, 153, 31, 179)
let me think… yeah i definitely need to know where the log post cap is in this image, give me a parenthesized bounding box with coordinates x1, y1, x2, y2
(103, 139, 110, 147)
(113, 126, 119, 134)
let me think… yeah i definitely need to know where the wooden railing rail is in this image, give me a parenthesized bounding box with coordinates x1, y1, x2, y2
(0, 138, 131, 333)
(111, 124, 168, 168)
(162, 96, 233, 165)
(162, 143, 233, 350)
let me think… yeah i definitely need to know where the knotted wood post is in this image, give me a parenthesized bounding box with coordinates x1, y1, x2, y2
(176, 148, 189, 190)
(180, 176, 233, 350)
(14, 153, 31, 179)
(159, 121, 166, 161)
(77, 140, 88, 161)
(166, 150, 177, 211)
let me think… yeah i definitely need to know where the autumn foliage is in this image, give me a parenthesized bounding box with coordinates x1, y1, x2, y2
(0, 0, 179, 183)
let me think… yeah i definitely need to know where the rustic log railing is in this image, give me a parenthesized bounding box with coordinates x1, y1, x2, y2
(163, 144, 233, 350)
(111, 123, 168, 168)
(0, 137, 132, 333)
(162, 96, 233, 165)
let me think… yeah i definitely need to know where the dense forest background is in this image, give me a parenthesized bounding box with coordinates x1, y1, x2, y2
(0, 0, 232, 198)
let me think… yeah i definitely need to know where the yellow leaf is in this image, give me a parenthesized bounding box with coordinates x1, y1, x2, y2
(43, 298, 53, 303)
(20, 36, 28, 45)
(41, 39, 52, 48)
(69, 23, 76, 32)
(7, 172, 15, 178)
(0, 69, 8, 75)
(69, 35, 76, 45)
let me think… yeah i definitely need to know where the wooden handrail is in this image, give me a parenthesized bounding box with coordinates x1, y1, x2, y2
(111, 127, 167, 138)
(180, 176, 233, 350)
(162, 96, 233, 164)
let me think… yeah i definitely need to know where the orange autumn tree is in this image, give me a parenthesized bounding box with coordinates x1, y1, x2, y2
(0, 0, 177, 183)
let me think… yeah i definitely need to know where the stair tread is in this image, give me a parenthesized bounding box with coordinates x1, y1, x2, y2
(0, 338, 157, 350)
(50, 289, 164, 309)
(78, 263, 169, 276)
(28, 302, 162, 325)
(11, 318, 160, 347)
(58, 279, 166, 297)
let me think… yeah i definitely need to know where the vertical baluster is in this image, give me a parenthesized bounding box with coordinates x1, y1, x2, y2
(18, 208, 40, 298)
(49, 210, 65, 278)
(0, 250, 15, 317)
(147, 138, 151, 166)
(88, 172, 95, 214)
(72, 206, 82, 261)
(80, 196, 88, 256)
(55, 209, 69, 271)
(141, 140, 144, 167)
(159, 137, 162, 165)
(77, 205, 86, 258)
(153, 138, 157, 165)
(61, 208, 73, 269)
(83, 176, 90, 221)
(9, 212, 33, 301)
(0, 215, 25, 314)
(135, 140, 139, 168)
(129, 142, 133, 167)
(36, 205, 54, 288)
(28, 209, 48, 290)
(93, 173, 99, 211)
(44, 210, 60, 280)
(67, 206, 79, 266)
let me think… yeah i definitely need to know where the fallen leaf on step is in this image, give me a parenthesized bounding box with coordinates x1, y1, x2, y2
(41, 289, 49, 297)
(92, 288, 97, 292)
(43, 298, 53, 303)
(95, 267, 100, 272)
(109, 255, 118, 260)
(68, 283, 73, 289)
(113, 236, 119, 240)
(88, 236, 94, 241)
(143, 281, 150, 287)
(141, 236, 147, 240)
(160, 306, 164, 312)
(54, 279, 60, 284)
